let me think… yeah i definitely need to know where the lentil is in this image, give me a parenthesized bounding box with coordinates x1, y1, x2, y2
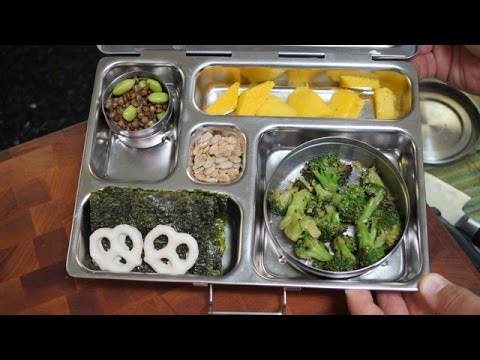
(104, 76, 169, 131)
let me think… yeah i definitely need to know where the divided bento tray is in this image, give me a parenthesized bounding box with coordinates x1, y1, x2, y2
(67, 46, 429, 291)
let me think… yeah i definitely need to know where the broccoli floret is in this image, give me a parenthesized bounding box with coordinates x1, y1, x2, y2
(372, 208, 403, 249)
(311, 259, 328, 270)
(305, 196, 325, 218)
(376, 197, 397, 212)
(357, 219, 386, 267)
(301, 154, 352, 193)
(315, 205, 347, 242)
(357, 245, 385, 268)
(313, 182, 334, 202)
(295, 235, 333, 262)
(356, 182, 389, 267)
(268, 187, 297, 216)
(279, 189, 312, 241)
(279, 189, 311, 227)
(293, 178, 313, 192)
(332, 184, 367, 223)
(357, 184, 386, 224)
(325, 235, 358, 272)
(283, 214, 304, 242)
(342, 234, 358, 253)
(293, 179, 306, 190)
(299, 216, 321, 239)
(361, 166, 385, 188)
(356, 199, 402, 266)
(282, 214, 321, 242)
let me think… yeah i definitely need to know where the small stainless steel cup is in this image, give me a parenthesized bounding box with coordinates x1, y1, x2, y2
(264, 137, 411, 279)
(102, 71, 174, 149)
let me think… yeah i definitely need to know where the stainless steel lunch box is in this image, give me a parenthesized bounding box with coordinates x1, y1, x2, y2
(67, 45, 428, 291)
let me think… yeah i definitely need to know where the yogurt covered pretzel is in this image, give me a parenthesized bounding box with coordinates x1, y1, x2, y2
(144, 225, 199, 274)
(89, 224, 143, 272)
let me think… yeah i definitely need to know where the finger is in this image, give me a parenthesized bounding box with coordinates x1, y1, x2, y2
(464, 45, 480, 58)
(409, 45, 433, 79)
(375, 291, 410, 315)
(345, 290, 384, 315)
(417, 44, 433, 55)
(432, 45, 454, 82)
(419, 273, 480, 315)
(410, 52, 437, 80)
(402, 291, 432, 315)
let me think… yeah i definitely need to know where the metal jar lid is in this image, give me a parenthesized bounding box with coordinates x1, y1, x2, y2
(420, 79, 480, 164)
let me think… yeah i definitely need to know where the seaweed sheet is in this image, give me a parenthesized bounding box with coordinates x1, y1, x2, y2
(89, 186, 228, 276)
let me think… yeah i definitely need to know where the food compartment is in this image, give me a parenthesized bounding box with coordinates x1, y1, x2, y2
(89, 64, 183, 182)
(69, 187, 242, 280)
(254, 127, 424, 283)
(264, 137, 410, 279)
(194, 66, 412, 120)
(187, 126, 246, 184)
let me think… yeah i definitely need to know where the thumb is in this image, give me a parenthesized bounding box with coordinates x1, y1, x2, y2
(465, 45, 480, 59)
(419, 273, 480, 315)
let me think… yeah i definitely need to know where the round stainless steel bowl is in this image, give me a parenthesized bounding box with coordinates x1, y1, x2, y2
(263, 137, 410, 279)
(102, 71, 174, 149)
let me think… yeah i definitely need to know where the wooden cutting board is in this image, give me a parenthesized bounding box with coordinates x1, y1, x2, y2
(1, 122, 479, 314)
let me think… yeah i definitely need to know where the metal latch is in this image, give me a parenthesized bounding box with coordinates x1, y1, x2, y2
(207, 284, 302, 315)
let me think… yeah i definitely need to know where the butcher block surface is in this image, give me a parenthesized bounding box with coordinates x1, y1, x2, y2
(1, 122, 479, 315)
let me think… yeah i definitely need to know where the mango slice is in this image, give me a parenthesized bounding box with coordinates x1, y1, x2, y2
(329, 90, 364, 118)
(256, 95, 298, 117)
(287, 87, 333, 118)
(236, 81, 275, 116)
(205, 82, 240, 115)
(377, 71, 410, 117)
(200, 67, 241, 84)
(327, 70, 379, 83)
(374, 87, 397, 120)
(339, 75, 381, 90)
(241, 68, 286, 84)
(287, 69, 322, 87)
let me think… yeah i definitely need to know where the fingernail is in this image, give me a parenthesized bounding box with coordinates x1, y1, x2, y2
(420, 273, 449, 296)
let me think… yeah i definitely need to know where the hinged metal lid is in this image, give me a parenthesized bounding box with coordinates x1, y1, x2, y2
(97, 45, 417, 59)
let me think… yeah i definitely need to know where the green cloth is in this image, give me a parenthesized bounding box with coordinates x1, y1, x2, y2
(424, 111, 480, 223)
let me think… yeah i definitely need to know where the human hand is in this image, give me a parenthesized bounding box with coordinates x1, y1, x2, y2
(410, 45, 480, 95)
(345, 273, 480, 315)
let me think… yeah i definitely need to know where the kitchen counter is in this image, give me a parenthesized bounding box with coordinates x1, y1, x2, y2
(1, 122, 480, 314)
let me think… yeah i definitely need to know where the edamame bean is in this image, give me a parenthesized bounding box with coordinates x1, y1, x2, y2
(156, 111, 166, 121)
(146, 79, 162, 92)
(138, 80, 147, 89)
(112, 79, 135, 96)
(148, 92, 169, 104)
(122, 105, 137, 122)
(147, 121, 154, 127)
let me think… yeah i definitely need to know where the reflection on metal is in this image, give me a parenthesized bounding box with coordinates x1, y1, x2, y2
(420, 79, 480, 164)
